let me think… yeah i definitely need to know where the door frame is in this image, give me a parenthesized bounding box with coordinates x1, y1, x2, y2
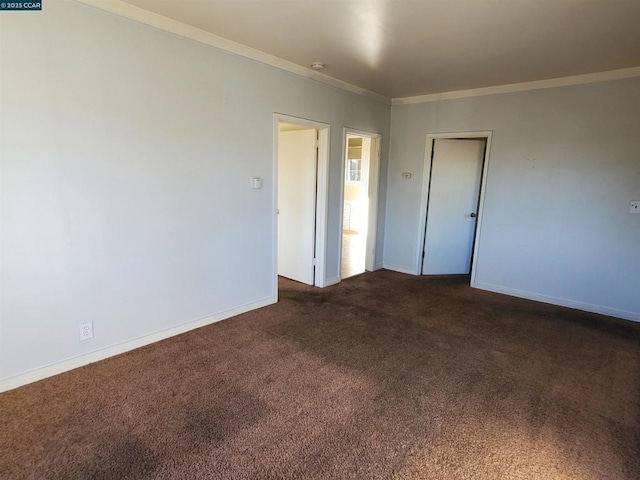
(415, 131, 492, 282)
(273, 113, 330, 292)
(339, 127, 382, 275)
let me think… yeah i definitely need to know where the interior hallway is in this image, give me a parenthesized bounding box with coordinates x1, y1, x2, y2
(340, 231, 366, 279)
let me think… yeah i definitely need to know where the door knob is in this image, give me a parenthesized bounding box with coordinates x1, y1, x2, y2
(470, 212, 477, 218)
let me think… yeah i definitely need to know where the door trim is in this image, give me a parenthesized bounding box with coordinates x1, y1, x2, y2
(339, 128, 382, 277)
(415, 131, 493, 282)
(273, 114, 331, 293)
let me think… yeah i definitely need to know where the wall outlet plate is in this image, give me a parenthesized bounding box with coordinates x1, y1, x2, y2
(79, 322, 93, 341)
(631, 201, 640, 214)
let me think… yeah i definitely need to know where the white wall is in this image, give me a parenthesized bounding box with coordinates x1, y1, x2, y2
(385, 77, 640, 321)
(0, 1, 390, 388)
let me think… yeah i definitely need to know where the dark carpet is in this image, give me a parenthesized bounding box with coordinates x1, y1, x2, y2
(1, 270, 639, 479)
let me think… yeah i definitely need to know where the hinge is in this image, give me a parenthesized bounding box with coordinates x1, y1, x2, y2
(312, 257, 316, 266)
(315, 139, 320, 148)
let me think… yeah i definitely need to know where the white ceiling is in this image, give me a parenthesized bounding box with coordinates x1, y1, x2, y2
(278, 122, 314, 132)
(120, 0, 640, 99)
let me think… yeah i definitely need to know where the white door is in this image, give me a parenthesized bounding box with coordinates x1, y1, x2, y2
(278, 129, 317, 285)
(422, 138, 485, 275)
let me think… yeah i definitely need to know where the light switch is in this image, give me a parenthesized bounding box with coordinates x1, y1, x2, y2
(252, 177, 263, 189)
(631, 201, 640, 214)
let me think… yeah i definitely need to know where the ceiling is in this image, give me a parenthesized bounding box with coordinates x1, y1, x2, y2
(120, 0, 640, 99)
(278, 122, 314, 132)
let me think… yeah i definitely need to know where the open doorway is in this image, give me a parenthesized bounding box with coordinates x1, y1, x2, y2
(277, 123, 317, 285)
(340, 129, 381, 279)
(273, 114, 330, 292)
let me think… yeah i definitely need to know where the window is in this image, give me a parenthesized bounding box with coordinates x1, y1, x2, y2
(345, 158, 362, 183)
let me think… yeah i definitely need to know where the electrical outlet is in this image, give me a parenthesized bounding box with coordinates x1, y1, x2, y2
(631, 201, 640, 214)
(79, 322, 93, 341)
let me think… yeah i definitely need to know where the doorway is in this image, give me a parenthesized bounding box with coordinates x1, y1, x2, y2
(417, 132, 492, 278)
(340, 129, 381, 279)
(274, 115, 330, 290)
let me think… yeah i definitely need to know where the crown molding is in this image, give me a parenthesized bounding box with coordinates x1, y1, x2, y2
(75, 0, 391, 105)
(70, 2, 640, 108)
(392, 67, 640, 105)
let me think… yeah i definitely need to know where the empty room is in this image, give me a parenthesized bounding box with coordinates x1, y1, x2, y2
(1, 1, 639, 478)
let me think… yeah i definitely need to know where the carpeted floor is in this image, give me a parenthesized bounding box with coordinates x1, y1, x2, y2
(1, 270, 639, 479)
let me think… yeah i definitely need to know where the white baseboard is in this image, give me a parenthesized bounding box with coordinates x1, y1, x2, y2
(382, 263, 419, 275)
(471, 281, 639, 322)
(0, 295, 277, 393)
(322, 276, 341, 287)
